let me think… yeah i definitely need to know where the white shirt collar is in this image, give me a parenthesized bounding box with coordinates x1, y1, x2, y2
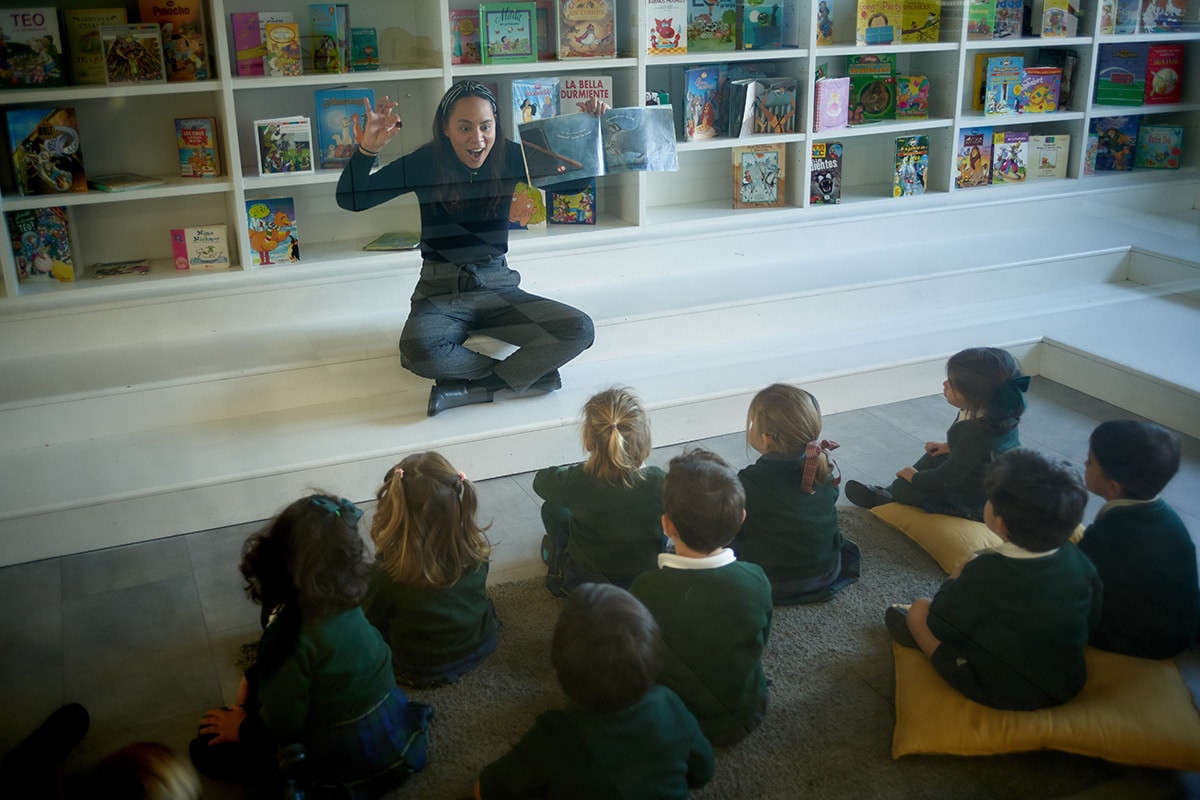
(990, 540, 1058, 559)
(657, 548, 736, 570)
(1096, 496, 1158, 520)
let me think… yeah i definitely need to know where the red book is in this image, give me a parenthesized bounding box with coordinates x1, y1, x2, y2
(1144, 43, 1184, 105)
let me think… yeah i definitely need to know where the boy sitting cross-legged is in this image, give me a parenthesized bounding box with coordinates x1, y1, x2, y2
(630, 449, 774, 747)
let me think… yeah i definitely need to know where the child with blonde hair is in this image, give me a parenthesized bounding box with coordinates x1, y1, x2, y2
(363, 451, 499, 688)
(534, 386, 666, 596)
(733, 383, 861, 605)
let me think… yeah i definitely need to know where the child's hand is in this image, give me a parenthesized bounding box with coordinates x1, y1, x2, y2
(578, 97, 611, 117)
(359, 96, 402, 153)
(925, 441, 950, 457)
(200, 705, 247, 745)
(895, 466, 917, 483)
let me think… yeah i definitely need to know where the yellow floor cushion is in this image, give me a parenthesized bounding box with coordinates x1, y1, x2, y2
(892, 643, 1200, 770)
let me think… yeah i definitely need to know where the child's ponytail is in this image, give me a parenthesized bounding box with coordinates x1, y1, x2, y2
(747, 384, 839, 492)
(582, 387, 653, 488)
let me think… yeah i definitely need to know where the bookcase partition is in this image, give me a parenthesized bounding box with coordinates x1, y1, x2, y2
(0, 0, 1197, 300)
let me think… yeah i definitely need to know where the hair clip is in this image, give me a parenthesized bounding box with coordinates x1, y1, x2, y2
(457, 471, 467, 482)
(393, 466, 405, 480)
(308, 495, 363, 523)
(801, 439, 841, 494)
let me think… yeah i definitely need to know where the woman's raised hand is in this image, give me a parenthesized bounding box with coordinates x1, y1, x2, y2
(359, 96, 403, 154)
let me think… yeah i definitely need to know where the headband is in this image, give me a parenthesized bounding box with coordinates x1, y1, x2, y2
(801, 440, 841, 494)
(437, 80, 500, 122)
(308, 495, 363, 523)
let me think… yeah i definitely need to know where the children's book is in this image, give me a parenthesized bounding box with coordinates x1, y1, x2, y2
(688, 0, 736, 52)
(972, 49, 1019, 110)
(362, 231, 420, 250)
(1019, 67, 1062, 113)
(548, 179, 597, 223)
(647, 0, 688, 54)
(231, 11, 295, 76)
(512, 77, 562, 142)
(139, 0, 209, 81)
(1084, 131, 1098, 174)
(88, 172, 165, 192)
(518, 106, 679, 188)
(983, 54, 1022, 115)
(809, 141, 842, 204)
(737, 1, 785, 50)
(848, 53, 896, 124)
(6, 107, 88, 196)
(559, 74, 613, 115)
(265, 21, 303, 76)
(1, 7, 66, 88)
(1140, 0, 1186, 31)
(991, 130, 1027, 183)
(896, 75, 929, 119)
(309, 3, 350, 73)
(1091, 115, 1139, 170)
(901, 0, 941, 43)
(1029, 0, 1078, 35)
(732, 143, 786, 208)
(557, 0, 617, 57)
(100, 23, 167, 84)
(992, 0, 1023, 37)
(1114, 0, 1140, 32)
(350, 27, 378, 70)
(534, 0, 556, 60)
(816, 0, 834, 44)
(1099, 0, 1117, 32)
(955, 126, 993, 187)
(313, 87, 373, 169)
(893, 135, 928, 197)
(482, 3, 538, 65)
(814, 76, 850, 131)
(966, 0, 995, 39)
(6, 206, 74, 282)
(1144, 44, 1184, 105)
(1037, 49, 1078, 110)
(1134, 124, 1183, 169)
(682, 64, 725, 141)
(170, 224, 230, 270)
(509, 181, 547, 229)
(448, 9, 482, 64)
(175, 116, 221, 178)
(245, 197, 298, 265)
(254, 117, 315, 175)
(1027, 133, 1070, 178)
(91, 258, 151, 279)
(731, 77, 797, 135)
(1095, 43, 1148, 106)
(856, 0, 902, 44)
(63, 8, 128, 85)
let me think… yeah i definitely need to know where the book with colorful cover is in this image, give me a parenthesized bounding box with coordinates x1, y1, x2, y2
(848, 53, 896, 124)
(1095, 43, 1148, 106)
(1134, 124, 1183, 169)
(175, 116, 221, 178)
(170, 224, 230, 270)
(1114, 0, 1140, 32)
(992, 0, 1023, 37)
(972, 49, 1020, 110)
(1019, 67, 1061, 113)
(509, 181, 547, 229)
(733, 143, 785, 208)
(686, 0, 736, 51)
(731, 77, 797, 135)
(856, 0, 902, 44)
(245, 197, 298, 265)
(1092, 115, 1139, 170)
(737, 0, 785, 50)
(955, 126, 993, 187)
(1, 7, 66, 88)
(362, 231, 420, 250)
(448, 9, 482, 63)
(63, 7, 128, 84)
(991, 130, 1028, 182)
(1099, 0, 1117, 31)
(265, 21, 303, 76)
(313, 87, 372, 169)
(1030, 0, 1078, 35)
(139, 0, 209, 81)
(814, 76, 850, 131)
(809, 141, 842, 204)
(901, 0, 941, 43)
(548, 179, 596, 223)
(482, 3, 538, 65)
(254, 117, 315, 175)
(983, 54, 1022, 115)
(559, 74, 613, 115)
(1037, 49, 1078, 110)
(1028, 133, 1070, 178)
(966, 0, 995, 39)
(1140, 0, 1186, 31)
(518, 106, 678, 188)
(557, 0, 617, 57)
(92, 258, 151, 278)
(231, 11, 295, 76)
(309, 3, 350, 73)
(647, 0, 688, 54)
(893, 135, 928, 197)
(100, 23, 167, 84)
(816, 0, 834, 44)
(6, 206, 74, 282)
(896, 75, 929, 119)
(1084, 132, 1098, 174)
(6, 106, 88, 196)
(350, 27, 378, 70)
(683, 64, 725, 141)
(1144, 44, 1184, 105)
(512, 77, 561, 142)
(88, 172, 165, 192)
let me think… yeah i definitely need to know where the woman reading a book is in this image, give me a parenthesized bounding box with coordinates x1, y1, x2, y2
(336, 81, 604, 416)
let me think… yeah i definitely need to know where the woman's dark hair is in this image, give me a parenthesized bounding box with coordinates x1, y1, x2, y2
(429, 80, 508, 216)
(946, 347, 1028, 433)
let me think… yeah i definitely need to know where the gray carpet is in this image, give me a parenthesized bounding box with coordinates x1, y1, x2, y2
(393, 509, 1154, 799)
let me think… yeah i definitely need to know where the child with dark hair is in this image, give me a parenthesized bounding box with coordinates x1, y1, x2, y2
(190, 493, 432, 798)
(476, 583, 713, 799)
(887, 449, 1102, 710)
(846, 346, 1029, 520)
(630, 450, 773, 746)
(1079, 420, 1200, 659)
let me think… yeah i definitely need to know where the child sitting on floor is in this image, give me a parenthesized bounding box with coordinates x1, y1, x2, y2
(846, 346, 1028, 520)
(732, 383, 862, 605)
(1079, 420, 1200, 659)
(363, 452, 500, 687)
(475, 583, 714, 798)
(534, 387, 666, 595)
(887, 448, 1102, 710)
(630, 449, 773, 746)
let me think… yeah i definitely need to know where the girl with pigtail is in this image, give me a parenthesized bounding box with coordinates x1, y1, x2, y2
(533, 387, 667, 596)
(362, 452, 499, 689)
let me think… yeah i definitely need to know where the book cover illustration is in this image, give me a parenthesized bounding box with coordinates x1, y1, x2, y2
(265, 21, 302, 76)
(992, 0, 1022, 37)
(7, 206, 74, 282)
(313, 87, 373, 169)
(848, 53, 896, 124)
(900, 0, 941, 43)
(1028, 133, 1070, 178)
(255, 117, 314, 175)
(1114, 0, 1140, 32)
(171, 224, 230, 270)
(449, 9, 481, 64)
(92, 258, 150, 279)
(1084, 131, 1098, 174)
(731, 77, 797, 135)
(7, 106, 87, 196)
(558, 0, 616, 58)
(687, 0, 736, 52)
(896, 75, 929, 119)
(683, 65, 724, 141)
(1037, 49, 1077, 110)
(482, 3, 537, 65)
(967, 0, 995, 39)
(817, 0, 833, 44)
(63, 8, 128, 84)
(738, 1, 785, 50)
(983, 54, 1022, 115)
(549, 179, 596, 223)
(362, 231, 420, 250)
(560, 75, 613, 115)
(814, 76, 850, 131)
(955, 126, 993, 188)
(809, 140, 842, 204)
(1095, 43, 1148, 106)
(991, 130, 1028, 182)
(534, 0, 555, 60)
(733, 143, 785, 208)
(100, 23, 166, 84)
(231, 11, 295, 76)
(350, 27, 378, 70)
(647, 0, 688, 54)
(1140, 0, 1186, 31)
(1, 7, 66, 88)
(509, 181, 548, 229)
(309, 3, 350, 73)
(512, 77, 561, 142)
(1030, 0, 1078, 35)
(1019, 67, 1061, 113)
(139, 0, 208, 81)
(1145, 44, 1184, 105)
(856, 0, 901, 45)
(88, 172, 165, 191)
(518, 106, 678, 188)
(893, 135, 928, 196)
(1134, 124, 1182, 169)
(245, 197, 298, 265)
(1092, 115, 1139, 170)
(175, 116, 221, 178)
(972, 49, 1019, 110)
(1099, 0, 1116, 31)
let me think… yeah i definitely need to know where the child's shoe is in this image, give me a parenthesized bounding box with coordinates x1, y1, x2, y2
(845, 480, 893, 509)
(885, 605, 920, 649)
